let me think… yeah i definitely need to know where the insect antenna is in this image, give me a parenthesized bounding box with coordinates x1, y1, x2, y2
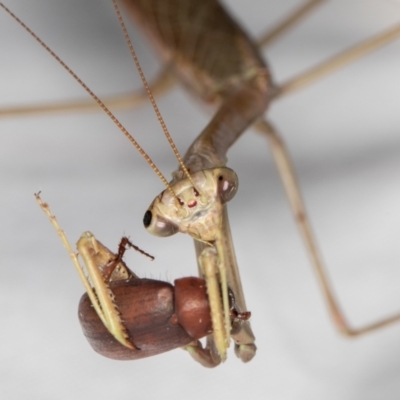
(112, 0, 201, 196)
(0, 1, 180, 201)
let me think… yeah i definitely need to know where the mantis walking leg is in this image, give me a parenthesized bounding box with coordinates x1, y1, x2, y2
(256, 119, 400, 336)
(0, 0, 325, 118)
(254, 4, 400, 335)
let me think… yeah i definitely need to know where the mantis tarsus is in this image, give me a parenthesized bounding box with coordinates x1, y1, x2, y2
(1, 0, 400, 392)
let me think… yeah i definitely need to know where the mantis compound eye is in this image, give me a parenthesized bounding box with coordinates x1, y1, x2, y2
(143, 210, 179, 237)
(216, 169, 238, 204)
(143, 210, 152, 227)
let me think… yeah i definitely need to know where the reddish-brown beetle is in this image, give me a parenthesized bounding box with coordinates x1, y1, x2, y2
(77, 234, 214, 361)
(79, 276, 214, 360)
(77, 234, 250, 365)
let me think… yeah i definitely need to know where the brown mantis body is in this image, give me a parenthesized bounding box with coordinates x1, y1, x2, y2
(0, 0, 400, 394)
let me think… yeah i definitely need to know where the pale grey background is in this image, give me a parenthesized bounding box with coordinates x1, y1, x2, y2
(1, 1, 400, 399)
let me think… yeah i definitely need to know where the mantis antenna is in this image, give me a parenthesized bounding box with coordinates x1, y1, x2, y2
(112, 0, 200, 194)
(0, 1, 190, 203)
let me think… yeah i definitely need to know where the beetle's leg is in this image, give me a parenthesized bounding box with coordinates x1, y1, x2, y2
(100, 237, 153, 282)
(228, 289, 251, 321)
(118, 237, 155, 262)
(256, 120, 400, 336)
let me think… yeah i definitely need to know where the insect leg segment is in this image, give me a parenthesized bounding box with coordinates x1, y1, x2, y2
(258, 0, 327, 48)
(34, 195, 104, 317)
(0, 66, 175, 119)
(194, 208, 257, 363)
(274, 23, 400, 99)
(99, 236, 153, 283)
(77, 233, 137, 349)
(198, 245, 228, 361)
(218, 208, 257, 362)
(34, 194, 136, 349)
(183, 244, 253, 367)
(214, 232, 232, 351)
(256, 119, 400, 336)
(184, 339, 221, 368)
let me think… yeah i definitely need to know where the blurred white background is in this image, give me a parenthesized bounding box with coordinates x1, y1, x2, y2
(1, 1, 400, 399)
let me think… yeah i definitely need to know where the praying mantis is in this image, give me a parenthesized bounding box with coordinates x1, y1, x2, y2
(0, 0, 400, 396)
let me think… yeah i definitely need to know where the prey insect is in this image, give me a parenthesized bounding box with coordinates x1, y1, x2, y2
(2, 0, 400, 368)
(35, 193, 248, 364)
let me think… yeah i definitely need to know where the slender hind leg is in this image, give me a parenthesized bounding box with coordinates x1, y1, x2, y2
(254, 2, 400, 336)
(258, 0, 326, 47)
(255, 119, 400, 336)
(0, 66, 175, 118)
(0, 0, 328, 118)
(257, 0, 400, 98)
(274, 23, 400, 98)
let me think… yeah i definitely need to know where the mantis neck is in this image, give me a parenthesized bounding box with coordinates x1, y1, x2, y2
(172, 75, 272, 181)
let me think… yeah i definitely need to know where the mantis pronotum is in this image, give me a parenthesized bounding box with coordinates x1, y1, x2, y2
(1, 0, 400, 397)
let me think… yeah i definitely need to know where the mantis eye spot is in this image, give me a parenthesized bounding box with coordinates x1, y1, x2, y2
(143, 210, 152, 227)
(217, 174, 238, 204)
(144, 210, 179, 237)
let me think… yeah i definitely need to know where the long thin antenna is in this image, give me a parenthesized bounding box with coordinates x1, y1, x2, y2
(0, 2, 179, 200)
(112, 0, 199, 191)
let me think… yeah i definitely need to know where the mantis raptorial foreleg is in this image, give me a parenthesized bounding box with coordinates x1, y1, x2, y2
(194, 208, 257, 362)
(34, 193, 137, 348)
(198, 247, 227, 359)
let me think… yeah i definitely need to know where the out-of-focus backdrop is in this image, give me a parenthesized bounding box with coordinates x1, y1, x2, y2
(1, 1, 400, 399)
